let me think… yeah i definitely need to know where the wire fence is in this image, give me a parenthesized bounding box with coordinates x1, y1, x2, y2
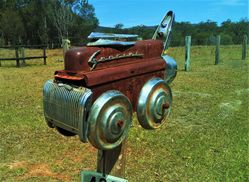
(0, 35, 247, 68)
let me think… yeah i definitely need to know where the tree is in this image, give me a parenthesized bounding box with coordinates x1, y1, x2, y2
(113, 23, 124, 34)
(0, 9, 24, 44)
(49, 0, 73, 42)
(221, 33, 233, 45)
(71, 0, 99, 42)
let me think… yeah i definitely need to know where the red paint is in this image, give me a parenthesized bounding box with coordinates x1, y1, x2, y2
(54, 39, 166, 111)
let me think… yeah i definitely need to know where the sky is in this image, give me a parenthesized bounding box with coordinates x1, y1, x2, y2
(89, 0, 248, 27)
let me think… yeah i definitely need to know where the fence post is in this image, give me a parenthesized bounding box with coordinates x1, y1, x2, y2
(43, 47, 47, 65)
(215, 35, 220, 65)
(62, 39, 71, 59)
(242, 35, 247, 60)
(21, 47, 25, 65)
(185, 36, 191, 72)
(15, 47, 20, 67)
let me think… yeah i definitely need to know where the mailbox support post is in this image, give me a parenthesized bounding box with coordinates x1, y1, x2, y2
(242, 35, 247, 60)
(185, 36, 191, 72)
(97, 141, 127, 177)
(215, 35, 220, 65)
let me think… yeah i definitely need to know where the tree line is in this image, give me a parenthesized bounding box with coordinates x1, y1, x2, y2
(0, 0, 248, 47)
(0, 0, 98, 46)
(100, 19, 249, 46)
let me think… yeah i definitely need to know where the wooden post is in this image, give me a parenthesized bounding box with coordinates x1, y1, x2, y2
(97, 141, 127, 178)
(21, 47, 25, 65)
(185, 36, 191, 72)
(215, 35, 220, 65)
(15, 47, 20, 67)
(43, 47, 47, 65)
(242, 35, 247, 60)
(62, 39, 71, 59)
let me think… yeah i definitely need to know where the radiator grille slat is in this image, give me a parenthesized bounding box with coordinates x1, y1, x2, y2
(43, 80, 92, 134)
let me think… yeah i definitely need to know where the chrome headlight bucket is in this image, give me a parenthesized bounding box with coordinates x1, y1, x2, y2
(162, 55, 177, 84)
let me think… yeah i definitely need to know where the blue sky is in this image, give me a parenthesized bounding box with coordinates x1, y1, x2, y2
(89, 0, 248, 27)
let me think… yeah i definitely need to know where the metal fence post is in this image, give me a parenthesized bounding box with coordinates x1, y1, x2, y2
(15, 47, 20, 67)
(215, 35, 220, 65)
(185, 36, 191, 71)
(242, 35, 247, 60)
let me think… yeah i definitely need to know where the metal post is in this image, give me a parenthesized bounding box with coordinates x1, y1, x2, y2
(215, 35, 220, 65)
(15, 47, 20, 67)
(185, 36, 191, 72)
(43, 47, 46, 65)
(97, 141, 127, 178)
(242, 35, 247, 60)
(62, 39, 71, 59)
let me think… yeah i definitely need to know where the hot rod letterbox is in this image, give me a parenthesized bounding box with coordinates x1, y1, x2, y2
(43, 11, 177, 150)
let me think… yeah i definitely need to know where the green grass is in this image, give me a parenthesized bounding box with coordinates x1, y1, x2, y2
(0, 45, 248, 181)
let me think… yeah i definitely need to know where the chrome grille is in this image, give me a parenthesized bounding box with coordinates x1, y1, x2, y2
(43, 80, 92, 142)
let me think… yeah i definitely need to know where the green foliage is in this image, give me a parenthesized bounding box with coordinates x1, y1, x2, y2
(220, 33, 233, 45)
(0, 0, 99, 45)
(0, 9, 24, 44)
(0, 1, 247, 47)
(105, 19, 248, 46)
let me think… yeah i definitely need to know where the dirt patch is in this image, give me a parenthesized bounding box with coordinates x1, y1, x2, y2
(86, 145, 97, 154)
(18, 164, 71, 182)
(62, 145, 97, 163)
(8, 161, 28, 169)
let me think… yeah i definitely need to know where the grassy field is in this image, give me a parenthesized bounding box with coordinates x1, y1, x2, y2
(0, 45, 248, 181)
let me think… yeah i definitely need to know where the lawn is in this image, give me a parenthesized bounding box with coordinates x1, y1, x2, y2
(0, 45, 248, 181)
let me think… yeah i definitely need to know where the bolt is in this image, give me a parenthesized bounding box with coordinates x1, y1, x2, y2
(117, 120, 124, 128)
(162, 102, 170, 109)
